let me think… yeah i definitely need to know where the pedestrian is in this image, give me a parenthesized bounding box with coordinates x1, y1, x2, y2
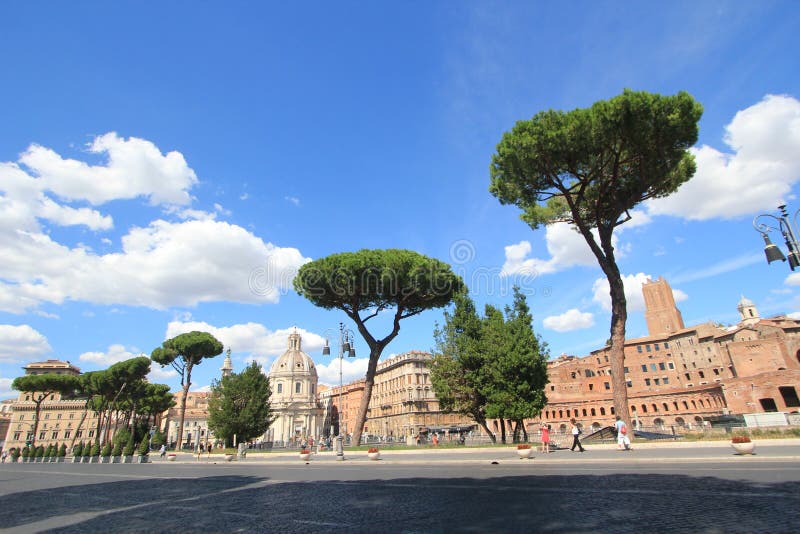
(570, 418, 584, 452)
(540, 423, 551, 454)
(432, 434, 439, 446)
(1, 450, 6, 463)
(615, 416, 632, 451)
(159, 444, 166, 458)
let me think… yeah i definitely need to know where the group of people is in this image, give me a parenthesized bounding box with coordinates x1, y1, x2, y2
(538, 416, 632, 452)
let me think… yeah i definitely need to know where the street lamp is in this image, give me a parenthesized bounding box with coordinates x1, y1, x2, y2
(753, 205, 800, 271)
(322, 323, 356, 461)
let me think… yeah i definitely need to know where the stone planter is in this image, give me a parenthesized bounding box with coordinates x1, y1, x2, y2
(367, 451, 381, 461)
(57, 457, 65, 463)
(167, 454, 177, 462)
(224, 454, 235, 462)
(82, 456, 91, 463)
(299, 452, 311, 461)
(123, 455, 134, 464)
(112, 456, 121, 464)
(137, 455, 149, 464)
(731, 441, 755, 455)
(72, 456, 81, 463)
(517, 447, 533, 459)
(101, 456, 111, 464)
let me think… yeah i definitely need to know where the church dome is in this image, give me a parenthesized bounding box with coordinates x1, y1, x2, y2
(269, 331, 317, 378)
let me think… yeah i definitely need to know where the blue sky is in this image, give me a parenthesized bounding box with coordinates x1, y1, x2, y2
(2, 1, 799, 399)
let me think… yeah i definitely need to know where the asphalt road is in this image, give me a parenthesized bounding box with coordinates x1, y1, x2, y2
(1, 443, 799, 533)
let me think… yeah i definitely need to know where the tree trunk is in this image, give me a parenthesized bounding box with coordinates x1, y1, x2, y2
(69, 407, 89, 449)
(176, 362, 194, 449)
(499, 419, 506, 444)
(598, 231, 632, 442)
(351, 346, 381, 446)
(476, 417, 496, 443)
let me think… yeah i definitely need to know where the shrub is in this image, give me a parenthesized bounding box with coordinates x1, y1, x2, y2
(90, 441, 100, 457)
(35, 445, 45, 458)
(101, 442, 112, 457)
(111, 441, 122, 457)
(731, 435, 751, 444)
(59, 443, 67, 457)
(137, 437, 150, 456)
(368, 447, 379, 453)
(44, 444, 54, 458)
(113, 428, 131, 449)
(150, 430, 166, 447)
(21, 447, 30, 459)
(517, 444, 532, 450)
(123, 433, 135, 456)
(83, 441, 92, 457)
(11, 448, 20, 461)
(73, 442, 84, 456)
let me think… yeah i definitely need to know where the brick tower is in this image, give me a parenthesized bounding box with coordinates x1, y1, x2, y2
(642, 277, 685, 336)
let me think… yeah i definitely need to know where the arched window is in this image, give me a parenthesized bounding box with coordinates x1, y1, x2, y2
(582, 408, 587, 417)
(600, 407, 606, 416)
(295, 382, 301, 394)
(590, 408, 596, 416)
(277, 383, 283, 394)
(652, 404, 658, 412)
(662, 403, 669, 412)
(641, 404, 648, 413)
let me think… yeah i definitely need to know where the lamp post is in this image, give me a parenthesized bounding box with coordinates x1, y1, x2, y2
(322, 323, 356, 461)
(753, 205, 800, 271)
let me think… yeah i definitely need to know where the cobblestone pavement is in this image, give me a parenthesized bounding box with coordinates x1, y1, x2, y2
(1, 445, 799, 533)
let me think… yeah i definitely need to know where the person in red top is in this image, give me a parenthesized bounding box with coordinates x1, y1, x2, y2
(540, 423, 551, 454)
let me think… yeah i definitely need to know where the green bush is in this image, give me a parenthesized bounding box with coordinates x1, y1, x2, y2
(137, 437, 150, 456)
(123, 432, 135, 456)
(35, 445, 45, 458)
(101, 442, 112, 457)
(150, 430, 166, 447)
(59, 443, 67, 457)
(73, 442, 84, 457)
(113, 428, 131, 449)
(83, 441, 92, 457)
(11, 448, 20, 460)
(90, 441, 100, 456)
(21, 447, 29, 459)
(111, 441, 122, 457)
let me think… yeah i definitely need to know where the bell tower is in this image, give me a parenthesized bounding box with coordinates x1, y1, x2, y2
(643, 277, 685, 336)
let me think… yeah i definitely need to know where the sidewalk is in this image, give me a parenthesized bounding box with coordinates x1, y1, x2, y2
(162, 438, 800, 465)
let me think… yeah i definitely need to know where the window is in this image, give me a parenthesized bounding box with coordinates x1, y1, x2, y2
(698, 371, 705, 379)
(18, 414, 23, 420)
(88, 430, 95, 438)
(13, 432, 20, 441)
(589, 383, 594, 391)
(645, 378, 651, 386)
(76, 430, 83, 438)
(779, 386, 800, 408)
(604, 382, 610, 390)
(659, 362, 666, 371)
(637, 346, 643, 353)
(39, 431, 46, 440)
(668, 362, 675, 370)
(277, 383, 283, 393)
(623, 367, 629, 374)
(51, 431, 58, 439)
(663, 377, 670, 385)
(650, 363, 657, 372)
(64, 430, 71, 439)
(654, 343, 660, 351)
(295, 382, 301, 393)
(626, 380, 632, 387)
(57, 413, 62, 419)
(641, 364, 648, 372)
(713, 368, 720, 375)
(685, 373, 691, 380)
(646, 345, 652, 352)
(550, 385, 555, 391)
(664, 342, 670, 349)
(654, 378, 660, 385)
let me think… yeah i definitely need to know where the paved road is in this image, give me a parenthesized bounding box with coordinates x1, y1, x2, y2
(1, 443, 799, 533)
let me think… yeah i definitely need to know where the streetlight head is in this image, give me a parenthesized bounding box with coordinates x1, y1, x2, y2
(342, 341, 351, 354)
(348, 347, 356, 358)
(789, 252, 800, 271)
(322, 340, 330, 356)
(762, 234, 786, 264)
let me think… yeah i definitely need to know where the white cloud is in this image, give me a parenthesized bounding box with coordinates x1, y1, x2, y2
(164, 322, 326, 360)
(647, 94, 800, 220)
(785, 273, 800, 286)
(499, 212, 650, 277)
(0, 218, 310, 312)
(148, 366, 178, 382)
(543, 308, 595, 333)
(787, 312, 800, 320)
(592, 273, 688, 312)
(20, 132, 198, 206)
(0, 378, 14, 399)
(0, 324, 52, 362)
(191, 384, 211, 393)
(316, 356, 369, 386)
(79, 344, 142, 365)
(285, 196, 300, 206)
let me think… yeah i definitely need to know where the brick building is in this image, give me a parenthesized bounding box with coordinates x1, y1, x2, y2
(532, 278, 800, 435)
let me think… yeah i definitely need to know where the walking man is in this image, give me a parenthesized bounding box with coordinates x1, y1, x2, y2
(570, 418, 585, 452)
(615, 416, 632, 451)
